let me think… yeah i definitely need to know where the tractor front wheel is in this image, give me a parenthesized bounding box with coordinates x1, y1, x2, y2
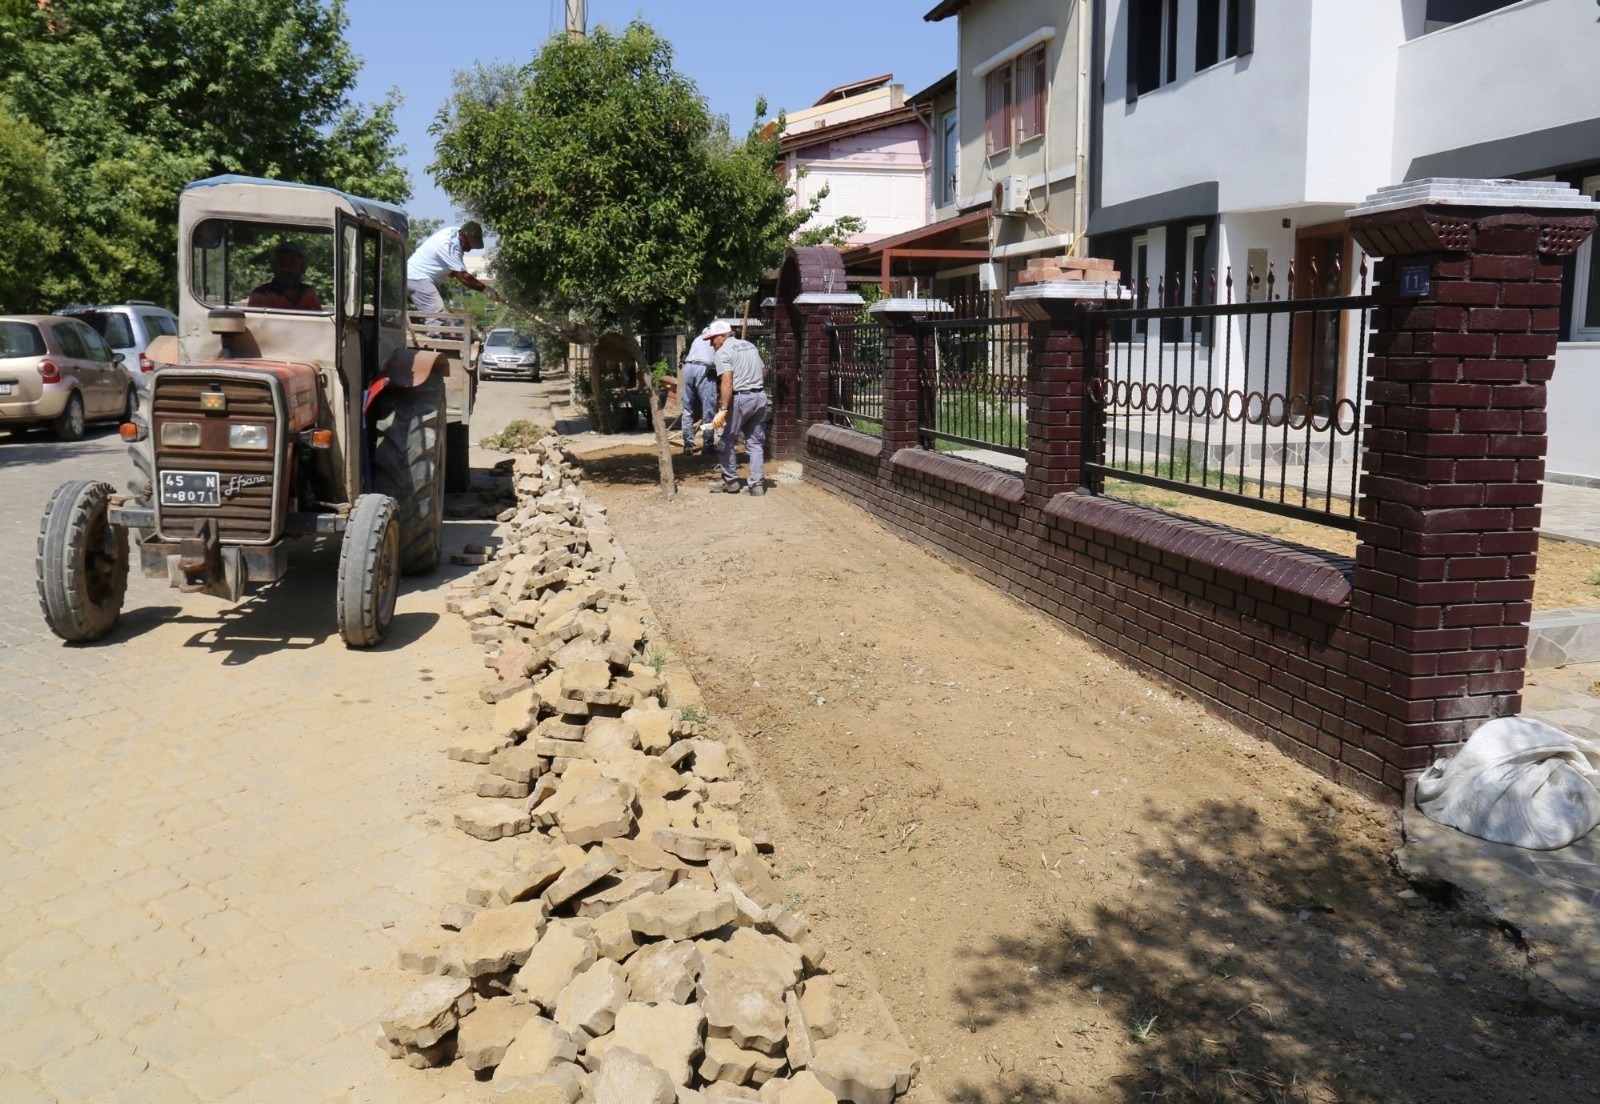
(336, 493, 400, 649)
(37, 480, 128, 642)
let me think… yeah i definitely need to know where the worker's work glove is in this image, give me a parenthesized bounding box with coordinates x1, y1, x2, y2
(711, 409, 728, 430)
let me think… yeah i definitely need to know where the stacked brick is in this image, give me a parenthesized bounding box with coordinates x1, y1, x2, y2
(381, 437, 921, 1103)
(1015, 254, 1120, 285)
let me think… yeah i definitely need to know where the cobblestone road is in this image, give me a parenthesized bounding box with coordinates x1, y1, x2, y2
(0, 382, 548, 1102)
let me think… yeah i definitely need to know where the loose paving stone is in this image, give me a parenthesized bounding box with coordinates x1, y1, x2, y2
(399, 928, 463, 976)
(493, 1062, 587, 1102)
(609, 835, 692, 873)
(585, 716, 640, 760)
(578, 870, 673, 918)
(587, 901, 642, 962)
(480, 776, 534, 799)
(697, 952, 789, 1056)
(591, 1046, 677, 1104)
(449, 729, 515, 764)
(496, 1017, 582, 1081)
(562, 661, 614, 695)
(514, 922, 598, 1011)
(764, 905, 826, 971)
(493, 744, 548, 784)
(627, 940, 704, 1005)
(705, 780, 747, 807)
(629, 884, 737, 941)
(556, 778, 639, 847)
(456, 803, 535, 841)
(653, 827, 737, 863)
(597, 1001, 706, 1085)
(784, 991, 814, 1070)
(495, 686, 539, 738)
(599, 749, 686, 801)
(759, 1071, 840, 1104)
(808, 1035, 920, 1104)
(553, 958, 630, 1037)
(542, 848, 619, 910)
(459, 901, 548, 976)
(798, 978, 839, 1041)
(711, 851, 781, 910)
(623, 704, 676, 754)
(441, 902, 477, 931)
(699, 1035, 787, 1086)
(500, 852, 567, 905)
(718, 928, 805, 991)
(495, 642, 536, 682)
(379, 976, 473, 1049)
(681, 739, 732, 781)
(458, 997, 539, 1071)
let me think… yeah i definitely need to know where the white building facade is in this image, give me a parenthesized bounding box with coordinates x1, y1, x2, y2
(1089, 0, 1600, 482)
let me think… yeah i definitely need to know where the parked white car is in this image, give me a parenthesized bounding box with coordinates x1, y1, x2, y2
(55, 302, 179, 391)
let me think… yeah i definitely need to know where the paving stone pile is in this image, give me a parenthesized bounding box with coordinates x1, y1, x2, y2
(381, 438, 920, 1103)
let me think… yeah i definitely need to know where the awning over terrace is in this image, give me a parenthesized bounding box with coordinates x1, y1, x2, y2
(839, 209, 991, 292)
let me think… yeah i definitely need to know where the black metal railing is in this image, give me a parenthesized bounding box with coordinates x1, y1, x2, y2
(1085, 259, 1373, 529)
(825, 323, 886, 432)
(917, 314, 1029, 458)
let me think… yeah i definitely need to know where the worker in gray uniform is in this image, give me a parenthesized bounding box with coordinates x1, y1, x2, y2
(680, 323, 719, 456)
(705, 320, 769, 496)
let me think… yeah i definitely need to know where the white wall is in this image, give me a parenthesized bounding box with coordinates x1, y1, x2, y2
(1304, 0, 1406, 204)
(1100, 0, 1316, 213)
(1393, 0, 1600, 179)
(1549, 344, 1600, 481)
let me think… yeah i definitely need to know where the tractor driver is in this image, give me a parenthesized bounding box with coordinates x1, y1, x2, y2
(246, 242, 324, 311)
(405, 221, 498, 321)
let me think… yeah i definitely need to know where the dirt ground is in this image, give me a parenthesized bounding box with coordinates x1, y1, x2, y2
(577, 450, 1600, 1104)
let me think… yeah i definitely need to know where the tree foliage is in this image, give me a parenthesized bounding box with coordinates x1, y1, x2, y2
(432, 22, 852, 332)
(0, 0, 408, 309)
(0, 101, 57, 310)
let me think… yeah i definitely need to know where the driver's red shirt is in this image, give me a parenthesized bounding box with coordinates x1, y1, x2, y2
(246, 281, 323, 311)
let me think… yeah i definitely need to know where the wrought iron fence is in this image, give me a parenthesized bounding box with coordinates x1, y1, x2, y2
(1085, 259, 1373, 529)
(917, 314, 1029, 458)
(825, 323, 886, 432)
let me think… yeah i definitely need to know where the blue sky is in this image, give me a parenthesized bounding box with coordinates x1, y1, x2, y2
(343, 0, 956, 224)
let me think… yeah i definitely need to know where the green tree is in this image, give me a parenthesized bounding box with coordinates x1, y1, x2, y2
(0, 101, 57, 311)
(432, 21, 851, 492)
(0, 0, 408, 306)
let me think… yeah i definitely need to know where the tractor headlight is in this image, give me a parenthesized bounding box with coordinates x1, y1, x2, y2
(228, 424, 271, 451)
(160, 421, 201, 447)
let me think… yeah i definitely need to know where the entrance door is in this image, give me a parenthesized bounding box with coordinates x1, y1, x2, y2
(1289, 225, 1352, 414)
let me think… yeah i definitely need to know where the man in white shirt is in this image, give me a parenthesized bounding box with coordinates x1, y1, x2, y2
(706, 321, 770, 496)
(406, 222, 498, 318)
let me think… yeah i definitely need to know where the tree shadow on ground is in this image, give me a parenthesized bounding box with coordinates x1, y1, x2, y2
(574, 450, 729, 488)
(943, 795, 1600, 1104)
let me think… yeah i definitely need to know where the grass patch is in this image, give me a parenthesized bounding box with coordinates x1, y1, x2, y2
(480, 419, 552, 453)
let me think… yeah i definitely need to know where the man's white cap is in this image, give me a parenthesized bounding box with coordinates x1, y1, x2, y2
(703, 320, 733, 338)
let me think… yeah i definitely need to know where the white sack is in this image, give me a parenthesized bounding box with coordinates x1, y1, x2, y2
(1415, 716, 1600, 850)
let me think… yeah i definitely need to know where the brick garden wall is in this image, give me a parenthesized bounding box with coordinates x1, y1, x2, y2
(777, 193, 1595, 803)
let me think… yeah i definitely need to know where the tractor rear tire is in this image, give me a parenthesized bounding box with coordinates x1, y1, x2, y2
(370, 375, 445, 575)
(37, 479, 128, 642)
(336, 493, 400, 649)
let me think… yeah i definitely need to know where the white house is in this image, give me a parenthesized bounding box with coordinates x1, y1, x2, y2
(1088, 0, 1600, 482)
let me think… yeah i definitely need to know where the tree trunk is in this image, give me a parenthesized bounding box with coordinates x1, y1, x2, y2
(586, 349, 612, 433)
(618, 314, 676, 496)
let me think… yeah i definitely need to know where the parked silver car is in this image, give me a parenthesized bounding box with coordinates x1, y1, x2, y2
(55, 302, 179, 391)
(0, 316, 135, 440)
(477, 328, 540, 382)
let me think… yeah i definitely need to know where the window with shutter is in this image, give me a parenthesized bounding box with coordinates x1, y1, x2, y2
(985, 64, 1013, 154)
(1017, 45, 1046, 142)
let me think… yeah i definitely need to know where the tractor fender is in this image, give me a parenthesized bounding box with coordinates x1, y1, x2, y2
(380, 348, 451, 389)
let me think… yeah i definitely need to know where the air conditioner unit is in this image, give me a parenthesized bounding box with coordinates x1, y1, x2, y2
(992, 175, 1031, 217)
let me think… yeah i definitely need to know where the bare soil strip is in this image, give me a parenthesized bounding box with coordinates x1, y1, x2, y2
(581, 452, 1600, 1104)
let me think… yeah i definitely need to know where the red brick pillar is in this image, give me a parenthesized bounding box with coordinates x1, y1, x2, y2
(1347, 181, 1597, 788)
(871, 299, 952, 456)
(772, 247, 861, 460)
(1008, 282, 1130, 511)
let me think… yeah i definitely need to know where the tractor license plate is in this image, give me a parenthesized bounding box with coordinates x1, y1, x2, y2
(0, 383, 12, 395)
(159, 470, 220, 507)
